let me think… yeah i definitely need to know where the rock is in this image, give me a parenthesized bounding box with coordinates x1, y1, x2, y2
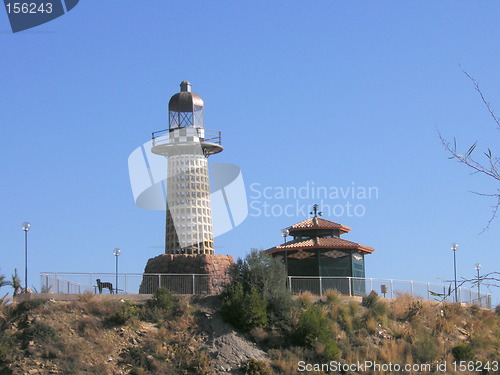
(139, 254, 234, 294)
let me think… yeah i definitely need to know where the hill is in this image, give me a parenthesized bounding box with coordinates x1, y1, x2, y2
(0, 291, 498, 375)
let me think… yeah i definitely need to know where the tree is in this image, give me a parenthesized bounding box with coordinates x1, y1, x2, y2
(440, 70, 500, 232)
(440, 70, 500, 292)
(0, 273, 12, 304)
(229, 249, 295, 329)
(11, 269, 21, 296)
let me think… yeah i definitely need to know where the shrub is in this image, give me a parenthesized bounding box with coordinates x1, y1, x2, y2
(14, 299, 47, 315)
(495, 304, 500, 316)
(362, 291, 387, 318)
(452, 343, 475, 362)
(106, 301, 140, 326)
(148, 287, 175, 312)
(143, 287, 177, 323)
(297, 291, 314, 307)
(230, 250, 295, 329)
(324, 289, 342, 305)
(362, 291, 379, 308)
(0, 331, 14, 362)
(221, 283, 268, 331)
(241, 358, 272, 375)
(21, 321, 58, 347)
(412, 333, 440, 362)
(292, 305, 339, 359)
(122, 346, 156, 372)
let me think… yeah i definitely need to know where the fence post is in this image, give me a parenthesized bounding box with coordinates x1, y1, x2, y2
(370, 278, 373, 293)
(348, 277, 352, 296)
(319, 276, 323, 298)
(288, 276, 292, 293)
(158, 274, 161, 290)
(192, 274, 196, 295)
(410, 281, 414, 296)
(390, 280, 393, 299)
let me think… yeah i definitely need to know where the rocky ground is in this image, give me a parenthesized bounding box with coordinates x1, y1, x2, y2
(193, 296, 269, 374)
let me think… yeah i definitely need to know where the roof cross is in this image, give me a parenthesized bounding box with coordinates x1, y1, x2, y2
(310, 204, 322, 218)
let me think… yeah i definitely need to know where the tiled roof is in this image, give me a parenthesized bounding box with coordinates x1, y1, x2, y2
(264, 236, 374, 254)
(287, 217, 351, 233)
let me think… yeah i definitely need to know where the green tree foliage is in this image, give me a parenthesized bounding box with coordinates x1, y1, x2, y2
(144, 287, 176, 322)
(147, 287, 175, 312)
(0, 273, 12, 304)
(220, 283, 268, 332)
(452, 343, 475, 362)
(230, 249, 295, 328)
(292, 305, 339, 360)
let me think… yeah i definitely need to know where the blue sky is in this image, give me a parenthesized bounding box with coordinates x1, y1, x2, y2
(1, 1, 499, 305)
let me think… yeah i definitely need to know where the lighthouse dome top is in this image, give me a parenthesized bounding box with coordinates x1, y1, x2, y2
(168, 81, 204, 113)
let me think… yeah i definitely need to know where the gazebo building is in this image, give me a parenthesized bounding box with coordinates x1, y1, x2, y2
(264, 207, 374, 296)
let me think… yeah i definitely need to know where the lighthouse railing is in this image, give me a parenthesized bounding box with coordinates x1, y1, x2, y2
(152, 128, 221, 146)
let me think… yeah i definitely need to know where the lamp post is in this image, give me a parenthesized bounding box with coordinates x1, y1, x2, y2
(113, 248, 121, 294)
(474, 263, 482, 306)
(22, 222, 31, 293)
(451, 243, 459, 302)
(281, 229, 289, 275)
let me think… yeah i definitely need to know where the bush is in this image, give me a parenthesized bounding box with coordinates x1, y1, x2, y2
(362, 291, 387, 318)
(452, 343, 475, 362)
(324, 289, 342, 305)
(148, 287, 175, 312)
(106, 301, 140, 326)
(14, 299, 47, 315)
(221, 283, 268, 331)
(362, 291, 379, 308)
(143, 287, 176, 323)
(21, 321, 58, 347)
(412, 333, 440, 362)
(241, 358, 272, 375)
(230, 250, 295, 329)
(495, 304, 500, 316)
(0, 332, 14, 363)
(292, 305, 339, 359)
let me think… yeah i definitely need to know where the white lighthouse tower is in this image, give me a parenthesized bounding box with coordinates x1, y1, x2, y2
(151, 81, 222, 255)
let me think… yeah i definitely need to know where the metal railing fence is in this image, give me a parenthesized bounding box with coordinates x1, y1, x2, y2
(39, 273, 492, 309)
(287, 276, 492, 309)
(40, 272, 230, 296)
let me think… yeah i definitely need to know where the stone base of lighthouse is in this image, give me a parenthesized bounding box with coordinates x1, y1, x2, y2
(139, 254, 234, 295)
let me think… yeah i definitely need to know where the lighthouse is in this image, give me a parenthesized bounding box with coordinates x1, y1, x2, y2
(151, 81, 223, 255)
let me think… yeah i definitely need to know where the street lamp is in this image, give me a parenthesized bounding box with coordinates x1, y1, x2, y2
(474, 263, 482, 306)
(281, 229, 289, 275)
(113, 248, 121, 294)
(22, 222, 31, 293)
(451, 243, 459, 302)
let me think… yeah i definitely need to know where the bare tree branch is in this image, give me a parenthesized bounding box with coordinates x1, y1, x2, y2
(439, 70, 500, 231)
(461, 68, 500, 128)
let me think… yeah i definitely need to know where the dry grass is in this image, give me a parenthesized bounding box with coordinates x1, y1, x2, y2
(296, 291, 314, 307)
(0, 294, 498, 375)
